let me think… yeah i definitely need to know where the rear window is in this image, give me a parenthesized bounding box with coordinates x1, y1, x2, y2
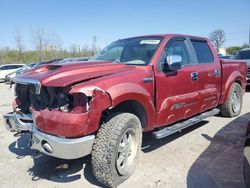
(235, 50, 250, 60)
(191, 41, 214, 64)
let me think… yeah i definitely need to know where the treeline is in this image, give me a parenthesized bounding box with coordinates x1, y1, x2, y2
(226, 43, 250, 55)
(0, 48, 94, 65)
(0, 27, 98, 65)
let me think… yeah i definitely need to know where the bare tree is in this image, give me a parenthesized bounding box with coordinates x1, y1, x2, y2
(46, 33, 63, 59)
(32, 28, 63, 60)
(14, 28, 25, 62)
(209, 29, 226, 53)
(69, 44, 78, 56)
(32, 27, 46, 61)
(53, 34, 63, 58)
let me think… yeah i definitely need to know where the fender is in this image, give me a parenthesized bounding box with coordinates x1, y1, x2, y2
(70, 85, 112, 134)
(220, 70, 244, 104)
(107, 83, 155, 130)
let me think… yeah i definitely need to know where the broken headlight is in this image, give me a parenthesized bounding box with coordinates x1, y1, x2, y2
(47, 87, 89, 113)
(59, 93, 89, 113)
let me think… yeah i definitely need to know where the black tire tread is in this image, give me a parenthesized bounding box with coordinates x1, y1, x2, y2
(220, 82, 242, 117)
(91, 113, 142, 188)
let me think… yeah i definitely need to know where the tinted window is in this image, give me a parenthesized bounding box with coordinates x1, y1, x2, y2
(165, 40, 190, 65)
(235, 50, 250, 60)
(90, 36, 163, 65)
(0, 65, 22, 70)
(191, 41, 214, 64)
(10, 65, 23, 69)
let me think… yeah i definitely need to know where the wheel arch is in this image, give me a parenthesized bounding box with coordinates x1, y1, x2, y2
(104, 83, 156, 130)
(103, 100, 148, 129)
(220, 71, 244, 104)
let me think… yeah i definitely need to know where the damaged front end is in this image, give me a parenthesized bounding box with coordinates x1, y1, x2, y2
(3, 77, 111, 159)
(3, 112, 33, 132)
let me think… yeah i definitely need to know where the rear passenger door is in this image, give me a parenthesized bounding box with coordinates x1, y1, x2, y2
(189, 38, 222, 112)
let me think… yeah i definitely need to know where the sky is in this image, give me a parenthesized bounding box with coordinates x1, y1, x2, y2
(0, 0, 249, 50)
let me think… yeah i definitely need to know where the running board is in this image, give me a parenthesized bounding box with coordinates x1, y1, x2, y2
(153, 108, 220, 139)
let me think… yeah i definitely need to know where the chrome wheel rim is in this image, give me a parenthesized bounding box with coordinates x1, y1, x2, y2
(232, 91, 241, 113)
(116, 128, 137, 175)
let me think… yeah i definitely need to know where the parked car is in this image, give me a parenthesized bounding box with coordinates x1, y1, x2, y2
(20, 59, 62, 75)
(235, 48, 250, 85)
(35, 59, 62, 67)
(0, 64, 25, 82)
(5, 63, 37, 83)
(219, 54, 235, 59)
(53, 57, 89, 65)
(3, 34, 248, 187)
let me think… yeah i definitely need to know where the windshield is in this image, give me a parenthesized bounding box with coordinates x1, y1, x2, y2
(90, 36, 163, 65)
(235, 50, 250, 60)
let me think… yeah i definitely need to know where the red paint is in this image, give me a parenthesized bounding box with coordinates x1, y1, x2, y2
(15, 34, 248, 138)
(32, 108, 90, 137)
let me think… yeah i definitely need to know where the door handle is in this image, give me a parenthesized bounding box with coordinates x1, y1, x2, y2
(214, 69, 221, 77)
(191, 72, 198, 81)
(143, 77, 153, 83)
(208, 69, 221, 77)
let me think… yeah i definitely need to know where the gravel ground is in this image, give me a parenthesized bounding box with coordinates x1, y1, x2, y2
(0, 83, 249, 188)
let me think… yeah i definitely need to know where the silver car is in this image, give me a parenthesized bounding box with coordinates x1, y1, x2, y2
(235, 48, 250, 85)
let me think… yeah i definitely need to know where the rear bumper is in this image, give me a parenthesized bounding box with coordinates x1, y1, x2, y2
(31, 128, 95, 159)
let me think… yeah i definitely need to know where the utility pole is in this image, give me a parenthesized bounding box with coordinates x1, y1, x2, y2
(92, 36, 97, 55)
(249, 27, 250, 47)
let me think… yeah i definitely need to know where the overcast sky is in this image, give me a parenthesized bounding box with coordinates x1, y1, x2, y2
(0, 0, 249, 50)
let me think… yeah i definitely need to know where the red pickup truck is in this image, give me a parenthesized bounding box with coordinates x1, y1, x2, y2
(3, 34, 247, 187)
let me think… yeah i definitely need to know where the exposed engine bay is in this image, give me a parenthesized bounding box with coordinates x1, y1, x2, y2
(15, 83, 89, 114)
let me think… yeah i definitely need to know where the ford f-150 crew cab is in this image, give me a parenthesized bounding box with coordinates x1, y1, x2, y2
(3, 34, 248, 187)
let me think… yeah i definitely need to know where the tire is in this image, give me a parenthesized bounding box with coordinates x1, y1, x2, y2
(220, 82, 243, 117)
(91, 113, 142, 187)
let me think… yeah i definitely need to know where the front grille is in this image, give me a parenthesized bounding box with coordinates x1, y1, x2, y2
(15, 84, 48, 113)
(15, 84, 70, 113)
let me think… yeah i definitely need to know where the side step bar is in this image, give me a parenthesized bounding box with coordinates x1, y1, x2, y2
(153, 108, 220, 139)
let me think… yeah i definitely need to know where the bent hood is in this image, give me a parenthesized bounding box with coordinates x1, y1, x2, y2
(15, 61, 135, 87)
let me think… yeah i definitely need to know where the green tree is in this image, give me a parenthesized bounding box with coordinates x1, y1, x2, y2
(226, 46, 242, 55)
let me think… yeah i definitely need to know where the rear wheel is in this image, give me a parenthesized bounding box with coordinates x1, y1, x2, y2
(220, 82, 243, 117)
(91, 113, 142, 187)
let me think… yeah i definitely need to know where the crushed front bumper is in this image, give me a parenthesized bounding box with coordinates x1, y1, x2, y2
(3, 112, 33, 132)
(3, 112, 95, 159)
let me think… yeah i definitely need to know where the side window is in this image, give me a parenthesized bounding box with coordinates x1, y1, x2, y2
(191, 41, 214, 64)
(159, 40, 190, 66)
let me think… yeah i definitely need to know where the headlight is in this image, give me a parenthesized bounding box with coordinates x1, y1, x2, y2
(54, 92, 88, 113)
(68, 93, 88, 113)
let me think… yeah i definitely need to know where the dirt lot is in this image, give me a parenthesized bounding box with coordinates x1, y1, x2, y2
(0, 83, 249, 188)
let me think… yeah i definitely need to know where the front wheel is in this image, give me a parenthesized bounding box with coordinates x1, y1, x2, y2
(91, 113, 142, 187)
(220, 82, 243, 117)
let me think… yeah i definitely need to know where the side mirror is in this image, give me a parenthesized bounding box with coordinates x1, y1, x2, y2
(162, 55, 182, 72)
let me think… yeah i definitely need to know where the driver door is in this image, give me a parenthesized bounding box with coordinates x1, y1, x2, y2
(155, 37, 202, 127)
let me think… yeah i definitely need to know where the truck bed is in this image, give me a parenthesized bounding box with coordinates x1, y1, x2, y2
(220, 59, 247, 104)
